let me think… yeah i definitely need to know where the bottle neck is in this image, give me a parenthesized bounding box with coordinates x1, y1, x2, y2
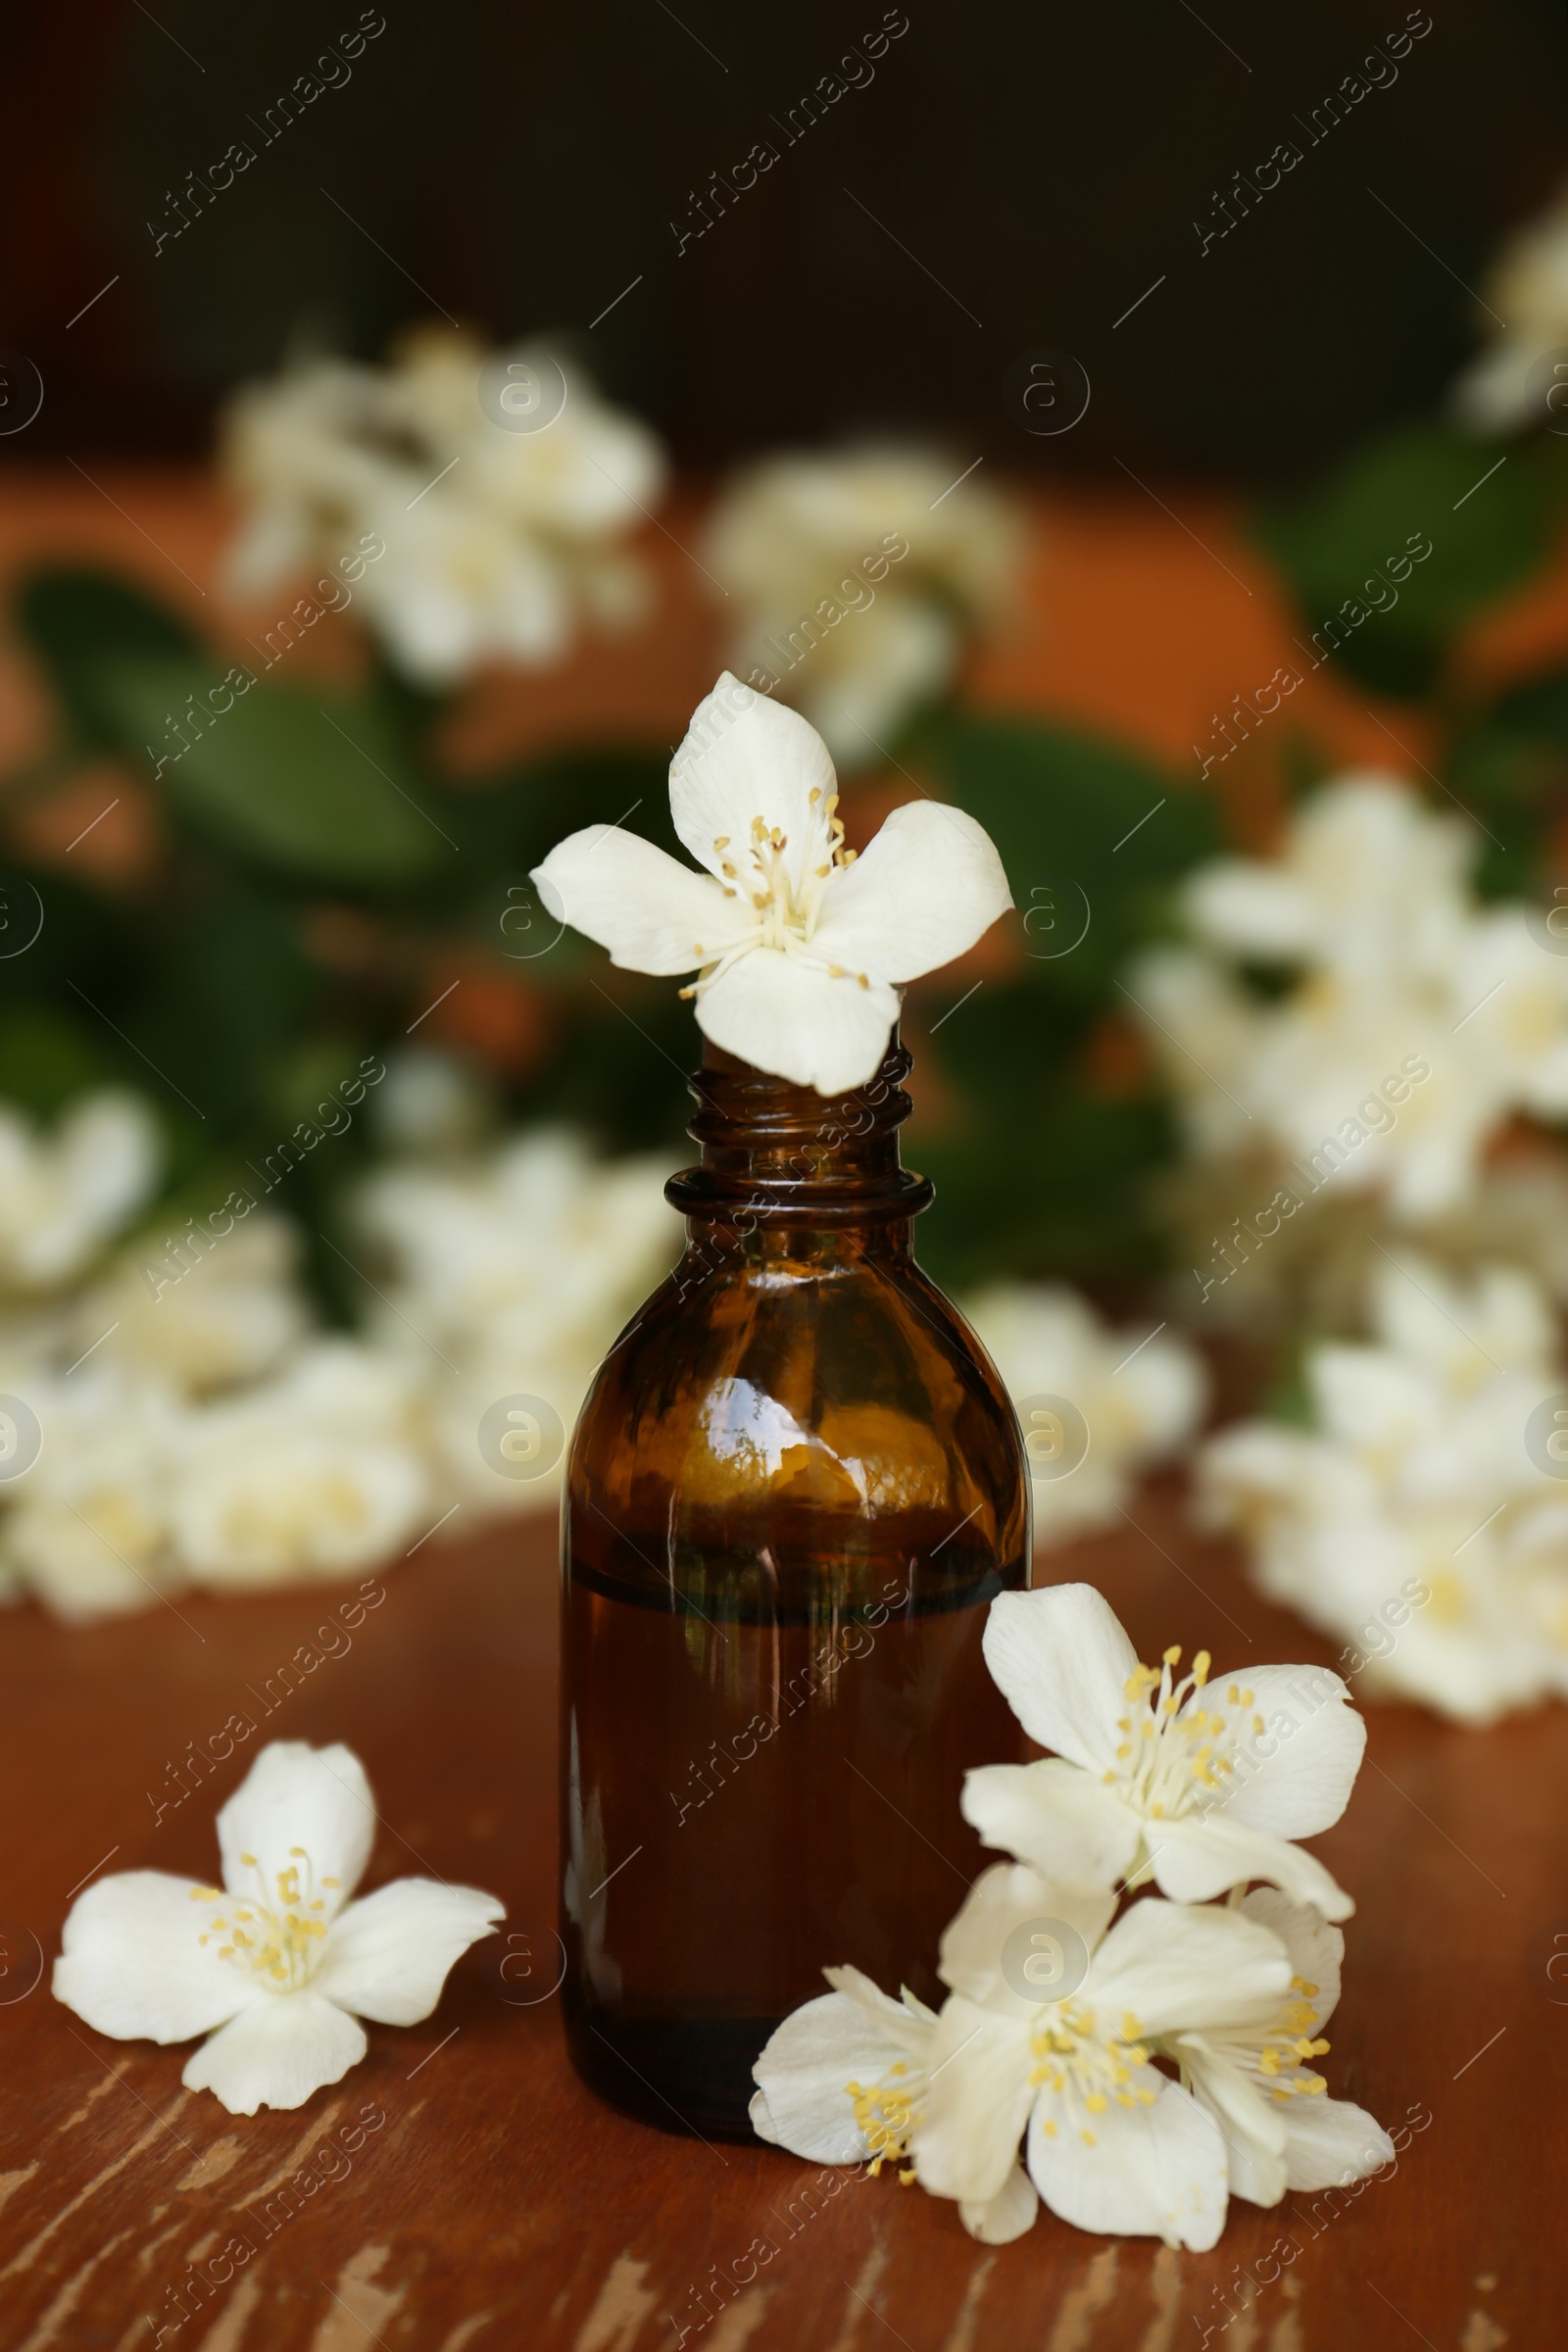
(664, 1031, 933, 1238)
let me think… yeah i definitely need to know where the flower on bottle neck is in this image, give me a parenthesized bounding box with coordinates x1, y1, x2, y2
(1162, 1886, 1393, 2206)
(53, 1740, 502, 2113)
(963, 1584, 1366, 1920)
(531, 673, 1013, 1094)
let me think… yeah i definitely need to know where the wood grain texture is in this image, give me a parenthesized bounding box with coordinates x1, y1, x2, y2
(0, 1478, 1557, 2351)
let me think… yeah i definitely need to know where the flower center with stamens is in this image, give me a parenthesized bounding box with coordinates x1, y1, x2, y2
(1253, 1976, 1332, 2102)
(679, 787, 870, 1002)
(1102, 1645, 1260, 1823)
(1027, 2001, 1157, 2145)
(190, 1845, 340, 1993)
(843, 2058, 923, 2182)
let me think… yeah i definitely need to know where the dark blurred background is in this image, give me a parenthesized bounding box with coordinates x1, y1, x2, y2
(6, 0, 1568, 476)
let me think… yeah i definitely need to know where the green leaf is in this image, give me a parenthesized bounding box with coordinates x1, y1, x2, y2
(1250, 424, 1555, 699)
(98, 658, 446, 886)
(16, 568, 199, 753)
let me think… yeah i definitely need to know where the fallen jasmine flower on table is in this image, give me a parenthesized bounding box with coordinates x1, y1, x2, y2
(966, 1584, 1365, 1920)
(532, 673, 1012, 1094)
(54, 1741, 502, 2114)
(752, 1580, 1387, 2248)
(1165, 1887, 1393, 2205)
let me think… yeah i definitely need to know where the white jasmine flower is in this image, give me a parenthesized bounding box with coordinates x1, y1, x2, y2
(1453, 179, 1568, 432)
(962, 1283, 1206, 1545)
(54, 1741, 502, 2114)
(914, 1866, 1292, 2248)
(222, 329, 665, 684)
(0, 1091, 159, 1293)
(532, 674, 1012, 1094)
(706, 447, 1024, 763)
(169, 1341, 429, 1591)
(1165, 1887, 1394, 2207)
(963, 1585, 1365, 1919)
(1202, 1254, 1568, 1723)
(1132, 776, 1568, 1221)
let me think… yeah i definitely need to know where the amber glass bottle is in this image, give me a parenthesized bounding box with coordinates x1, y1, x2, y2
(559, 1033, 1029, 2139)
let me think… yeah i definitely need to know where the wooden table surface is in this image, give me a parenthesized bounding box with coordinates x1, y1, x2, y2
(0, 1477, 1557, 2352)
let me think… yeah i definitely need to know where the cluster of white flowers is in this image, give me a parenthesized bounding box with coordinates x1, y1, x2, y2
(962, 1282, 1206, 1545)
(1132, 776, 1568, 1226)
(704, 449, 1024, 764)
(0, 1082, 681, 1619)
(754, 1582, 1391, 2248)
(351, 1125, 681, 1522)
(1453, 178, 1568, 434)
(1201, 1251, 1568, 1724)
(0, 1113, 434, 1620)
(222, 327, 667, 683)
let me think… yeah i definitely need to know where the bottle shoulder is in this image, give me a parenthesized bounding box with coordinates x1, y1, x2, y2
(568, 1247, 1028, 1584)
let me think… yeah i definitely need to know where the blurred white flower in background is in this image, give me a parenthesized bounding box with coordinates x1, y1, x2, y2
(963, 1282, 1206, 1544)
(354, 1127, 681, 1519)
(705, 448, 1024, 764)
(1132, 776, 1568, 1223)
(1200, 1253, 1568, 1724)
(222, 327, 667, 684)
(88, 1215, 310, 1396)
(1453, 179, 1568, 433)
(169, 1341, 430, 1592)
(0, 1092, 159, 1293)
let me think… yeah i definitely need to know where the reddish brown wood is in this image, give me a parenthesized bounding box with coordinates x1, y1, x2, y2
(0, 1478, 1557, 2351)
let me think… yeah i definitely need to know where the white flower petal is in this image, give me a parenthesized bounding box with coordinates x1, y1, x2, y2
(938, 1861, 1117, 2014)
(1150, 1809, 1354, 1922)
(812, 802, 1012, 984)
(1239, 1888, 1343, 2028)
(912, 1995, 1036, 2205)
(1178, 2037, 1288, 2208)
(751, 1984, 918, 2165)
(960, 1760, 1140, 1889)
(1086, 1899, 1290, 2037)
(1026, 2077, 1229, 2249)
(315, 1878, 504, 2025)
(181, 1990, 368, 2115)
(1282, 2095, 1395, 2193)
(981, 1585, 1139, 1772)
(669, 674, 837, 892)
(530, 829, 751, 975)
(960, 2161, 1039, 2243)
(1221, 1665, 1366, 1839)
(53, 1872, 252, 2044)
(696, 952, 901, 1095)
(218, 1742, 375, 1916)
